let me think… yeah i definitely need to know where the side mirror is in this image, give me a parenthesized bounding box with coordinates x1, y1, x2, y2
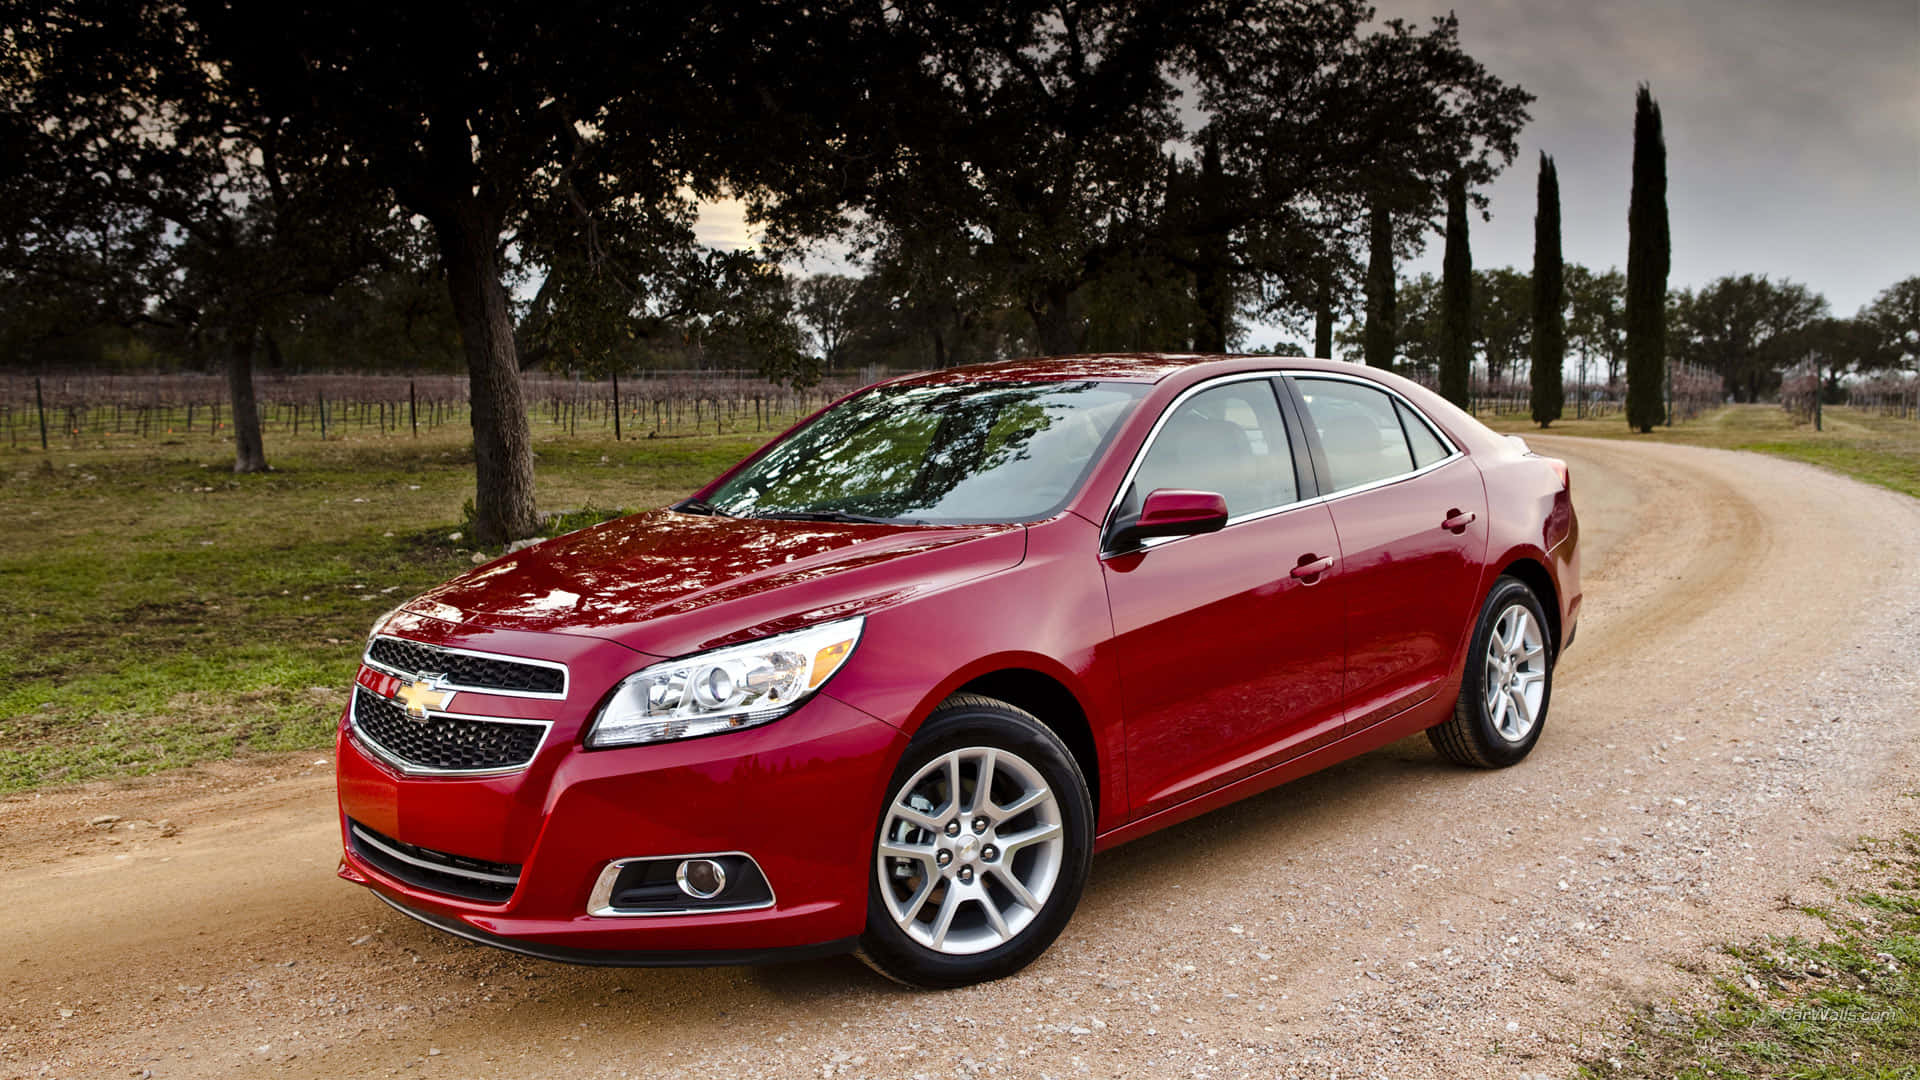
(1107, 489, 1229, 552)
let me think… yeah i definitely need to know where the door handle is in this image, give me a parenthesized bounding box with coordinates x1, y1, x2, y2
(1442, 509, 1477, 533)
(1290, 554, 1335, 581)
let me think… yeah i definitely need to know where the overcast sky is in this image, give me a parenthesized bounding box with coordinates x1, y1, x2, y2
(699, 0, 1918, 348)
(1384, 0, 1918, 318)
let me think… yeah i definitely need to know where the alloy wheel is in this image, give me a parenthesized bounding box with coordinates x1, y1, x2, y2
(1484, 604, 1548, 742)
(875, 747, 1065, 955)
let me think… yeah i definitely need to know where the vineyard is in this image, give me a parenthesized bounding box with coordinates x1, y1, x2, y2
(1410, 361, 1728, 424)
(5, 362, 1912, 454)
(1, 371, 875, 450)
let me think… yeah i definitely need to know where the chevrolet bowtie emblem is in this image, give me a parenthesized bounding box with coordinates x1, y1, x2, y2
(394, 677, 453, 719)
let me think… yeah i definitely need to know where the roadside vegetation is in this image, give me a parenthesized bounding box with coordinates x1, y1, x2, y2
(1579, 831, 1920, 1079)
(1485, 403, 1920, 500)
(0, 426, 767, 792)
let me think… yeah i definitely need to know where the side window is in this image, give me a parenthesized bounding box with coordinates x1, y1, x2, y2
(1294, 378, 1417, 492)
(1396, 399, 1450, 470)
(1122, 380, 1298, 519)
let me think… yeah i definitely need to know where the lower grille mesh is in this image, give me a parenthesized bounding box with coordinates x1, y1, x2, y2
(348, 819, 521, 903)
(351, 687, 546, 773)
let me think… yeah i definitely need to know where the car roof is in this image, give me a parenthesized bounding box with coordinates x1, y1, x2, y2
(883, 353, 1362, 386)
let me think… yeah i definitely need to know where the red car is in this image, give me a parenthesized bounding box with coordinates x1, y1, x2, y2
(337, 354, 1579, 987)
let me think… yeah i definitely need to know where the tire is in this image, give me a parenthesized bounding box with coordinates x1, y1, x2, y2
(857, 693, 1093, 988)
(1428, 576, 1554, 768)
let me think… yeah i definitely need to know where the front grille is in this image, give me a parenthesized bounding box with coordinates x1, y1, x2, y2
(368, 637, 565, 695)
(348, 819, 521, 903)
(351, 687, 547, 773)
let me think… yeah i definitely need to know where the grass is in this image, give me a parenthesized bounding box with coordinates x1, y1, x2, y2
(1577, 832, 1920, 1080)
(0, 423, 775, 792)
(1481, 404, 1920, 500)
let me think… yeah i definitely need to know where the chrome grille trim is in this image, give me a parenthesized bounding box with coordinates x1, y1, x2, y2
(350, 825, 520, 886)
(347, 687, 552, 777)
(364, 634, 570, 699)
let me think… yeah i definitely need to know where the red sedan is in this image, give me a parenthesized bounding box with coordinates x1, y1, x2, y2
(337, 354, 1579, 987)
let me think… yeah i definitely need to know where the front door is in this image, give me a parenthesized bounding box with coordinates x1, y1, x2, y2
(1102, 377, 1349, 819)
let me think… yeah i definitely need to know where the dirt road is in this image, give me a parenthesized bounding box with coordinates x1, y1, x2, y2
(6, 437, 1918, 1080)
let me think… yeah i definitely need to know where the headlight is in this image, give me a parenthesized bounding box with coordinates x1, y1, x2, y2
(585, 617, 864, 748)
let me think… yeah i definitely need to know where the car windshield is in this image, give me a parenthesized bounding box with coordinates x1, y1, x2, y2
(703, 380, 1149, 524)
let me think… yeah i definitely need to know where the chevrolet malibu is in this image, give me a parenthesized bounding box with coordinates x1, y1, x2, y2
(337, 354, 1579, 987)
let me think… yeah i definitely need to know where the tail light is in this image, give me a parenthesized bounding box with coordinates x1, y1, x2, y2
(1543, 457, 1570, 493)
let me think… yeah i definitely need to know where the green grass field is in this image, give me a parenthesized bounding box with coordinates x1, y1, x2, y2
(1483, 403, 1920, 500)
(0, 424, 773, 792)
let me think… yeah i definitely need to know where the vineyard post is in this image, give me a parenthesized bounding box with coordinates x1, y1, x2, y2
(612, 372, 622, 441)
(35, 377, 49, 451)
(319, 393, 328, 440)
(409, 381, 418, 437)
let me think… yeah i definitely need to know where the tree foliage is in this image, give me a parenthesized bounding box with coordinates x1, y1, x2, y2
(1476, 267, 1533, 384)
(1529, 153, 1565, 426)
(1668, 275, 1827, 402)
(1438, 174, 1473, 405)
(1, 0, 397, 470)
(1625, 84, 1669, 432)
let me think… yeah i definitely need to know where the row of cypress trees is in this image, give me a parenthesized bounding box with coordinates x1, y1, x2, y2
(1414, 86, 1668, 431)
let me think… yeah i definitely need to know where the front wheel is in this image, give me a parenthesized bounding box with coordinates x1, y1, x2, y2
(857, 694, 1093, 988)
(1428, 576, 1554, 768)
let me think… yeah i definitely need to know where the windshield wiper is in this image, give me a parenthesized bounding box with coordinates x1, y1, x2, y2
(674, 499, 733, 517)
(747, 509, 924, 525)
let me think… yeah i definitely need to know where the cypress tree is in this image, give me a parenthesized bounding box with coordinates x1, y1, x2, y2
(1530, 153, 1565, 426)
(1625, 85, 1669, 432)
(1438, 173, 1472, 407)
(1363, 198, 1396, 367)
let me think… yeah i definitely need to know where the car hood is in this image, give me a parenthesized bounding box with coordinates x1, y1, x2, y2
(400, 510, 1027, 657)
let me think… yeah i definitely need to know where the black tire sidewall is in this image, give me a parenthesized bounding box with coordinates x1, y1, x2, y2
(1460, 577, 1553, 766)
(859, 700, 1094, 989)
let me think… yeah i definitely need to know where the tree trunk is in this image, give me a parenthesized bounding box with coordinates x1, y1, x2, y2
(1363, 200, 1396, 368)
(228, 330, 268, 474)
(1191, 133, 1232, 353)
(431, 202, 539, 545)
(1313, 276, 1334, 360)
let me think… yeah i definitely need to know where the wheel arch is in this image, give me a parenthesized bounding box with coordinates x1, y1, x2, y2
(1496, 555, 1562, 656)
(945, 666, 1102, 823)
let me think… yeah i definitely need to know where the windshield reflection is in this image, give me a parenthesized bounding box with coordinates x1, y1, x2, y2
(706, 381, 1148, 524)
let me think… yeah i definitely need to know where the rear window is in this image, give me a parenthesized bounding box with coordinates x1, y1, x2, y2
(1294, 378, 1418, 492)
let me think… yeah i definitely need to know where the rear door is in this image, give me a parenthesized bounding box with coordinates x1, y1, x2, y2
(1286, 375, 1488, 733)
(1101, 376, 1348, 819)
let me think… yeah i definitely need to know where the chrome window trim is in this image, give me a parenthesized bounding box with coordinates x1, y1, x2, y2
(1100, 372, 1305, 553)
(349, 824, 521, 886)
(363, 634, 570, 700)
(1099, 368, 1468, 556)
(347, 688, 553, 778)
(1286, 370, 1466, 505)
(587, 852, 778, 918)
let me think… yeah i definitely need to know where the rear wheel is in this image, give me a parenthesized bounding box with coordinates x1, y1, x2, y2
(1429, 576, 1553, 768)
(857, 694, 1093, 988)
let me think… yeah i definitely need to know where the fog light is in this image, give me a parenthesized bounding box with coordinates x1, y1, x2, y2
(676, 858, 727, 899)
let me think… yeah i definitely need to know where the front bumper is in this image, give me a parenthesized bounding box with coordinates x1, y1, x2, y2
(336, 683, 907, 961)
